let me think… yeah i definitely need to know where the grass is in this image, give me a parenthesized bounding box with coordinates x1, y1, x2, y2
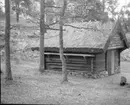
(1, 60, 130, 105)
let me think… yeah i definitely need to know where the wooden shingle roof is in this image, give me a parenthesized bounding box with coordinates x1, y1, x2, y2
(45, 22, 114, 48)
(44, 21, 114, 49)
(31, 20, 129, 53)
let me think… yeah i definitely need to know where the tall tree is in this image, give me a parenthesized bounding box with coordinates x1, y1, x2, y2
(59, 0, 68, 83)
(5, 0, 13, 80)
(11, 0, 32, 23)
(120, 2, 130, 32)
(0, 52, 1, 73)
(105, 0, 118, 20)
(102, 0, 105, 12)
(39, 0, 46, 73)
(14, 0, 20, 22)
(27, 0, 56, 25)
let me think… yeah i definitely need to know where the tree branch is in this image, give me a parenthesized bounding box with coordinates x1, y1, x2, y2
(64, 24, 100, 31)
(28, 19, 40, 25)
(46, 5, 61, 9)
(10, 25, 17, 29)
(46, 20, 59, 26)
(46, 27, 65, 31)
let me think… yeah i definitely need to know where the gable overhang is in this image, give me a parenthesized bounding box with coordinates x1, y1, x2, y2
(103, 19, 129, 53)
(118, 22, 130, 48)
(44, 47, 104, 54)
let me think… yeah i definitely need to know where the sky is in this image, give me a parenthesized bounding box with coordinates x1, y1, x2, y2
(0, 0, 130, 12)
(117, 0, 130, 11)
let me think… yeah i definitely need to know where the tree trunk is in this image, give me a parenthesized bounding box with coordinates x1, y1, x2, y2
(5, 0, 13, 80)
(0, 57, 1, 73)
(16, 3, 20, 23)
(39, 0, 46, 73)
(59, 25, 68, 83)
(102, 0, 105, 12)
(16, 10, 19, 23)
(59, 0, 68, 83)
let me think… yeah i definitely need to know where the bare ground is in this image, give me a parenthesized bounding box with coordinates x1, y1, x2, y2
(1, 61, 130, 105)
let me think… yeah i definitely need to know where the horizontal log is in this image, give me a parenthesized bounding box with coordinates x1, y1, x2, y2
(46, 65, 91, 70)
(46, 58, 91, 63)
(46, 57, 92, 61)
(46, 62, 91, 65)
(47, 68, 61, 71)
(46, 58, 91, 62)
(47, 67, 91, 71)
(47, 65, 91, 69)
(46, 61, 91, 66)
(46, 63, 90, 68)
(46, 61, 91, 64)
(68, 67, 90, 71)
(45, 52, 95, 57)
(46, 68, 91, 72)
(46, 61, 91, 65)
(46, 63, 91, 68)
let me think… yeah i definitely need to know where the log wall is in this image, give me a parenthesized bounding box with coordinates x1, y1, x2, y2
(45, 54, 94, 72)
(108, 33, 124, 49)
(45, 50, 121, 74)
(94, 53, 106, 73)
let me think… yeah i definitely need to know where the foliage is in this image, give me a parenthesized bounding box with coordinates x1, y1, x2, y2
(9, 28, 39, 62)
(119, 2, 130, 32)
(11, 0, 32, 22)
(0, 1, 4, 17)
(105, 0, 118, 20)
(11, 0, 32, 14)
(65, 0, 108, 22)
(121, 48, 130, 62)
(27, 0, 110, 25)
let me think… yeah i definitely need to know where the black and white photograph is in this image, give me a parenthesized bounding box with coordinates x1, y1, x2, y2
(0, 0, 130, 104)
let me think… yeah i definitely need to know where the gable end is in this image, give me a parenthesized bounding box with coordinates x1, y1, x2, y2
(108, 33, 125, 49)
(103, 19, 129, 52)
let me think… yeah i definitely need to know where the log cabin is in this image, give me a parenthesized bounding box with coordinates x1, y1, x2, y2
(38, 20, 129, 76)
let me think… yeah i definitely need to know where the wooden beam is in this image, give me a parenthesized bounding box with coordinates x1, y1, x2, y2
(108, 46, 124, 50)
(45, 47, 103, 54)
(44, 52, 95, 57)
(91, 58, 94, 73)
(107, 50, 111, 76)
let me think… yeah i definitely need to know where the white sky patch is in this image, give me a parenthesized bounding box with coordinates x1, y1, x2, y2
(0, 0, 5, 12)
(116, 0, 130, 11)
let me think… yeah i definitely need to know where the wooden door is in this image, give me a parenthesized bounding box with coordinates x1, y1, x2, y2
(111, 50, 115, 74)
(107, 50, 115, 75)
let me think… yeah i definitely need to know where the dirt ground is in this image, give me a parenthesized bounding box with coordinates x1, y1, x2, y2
(1, 61, 130, 105)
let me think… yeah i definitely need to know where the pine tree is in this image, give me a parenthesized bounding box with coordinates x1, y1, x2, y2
(5, 0, 13, 80)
